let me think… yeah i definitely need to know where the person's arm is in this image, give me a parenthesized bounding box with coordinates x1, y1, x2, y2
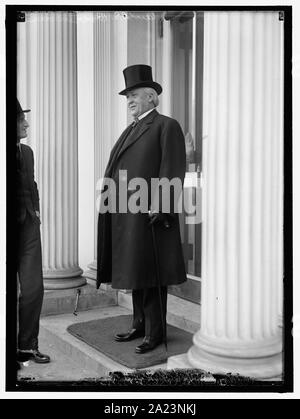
(33, 181, 40, 218)
(29, 147, 40, 216)
(150, 118, 186, 226)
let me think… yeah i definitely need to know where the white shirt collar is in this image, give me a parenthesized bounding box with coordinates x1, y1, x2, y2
(137, 107, 156, 121)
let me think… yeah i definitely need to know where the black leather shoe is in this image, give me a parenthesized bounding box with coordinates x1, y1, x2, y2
(18, 349, 51, 364)
(114, 328, 144, 342)
(135, 337, 163, 354)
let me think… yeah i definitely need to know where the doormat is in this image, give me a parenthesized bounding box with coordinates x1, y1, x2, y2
(67, 315, 193, 369)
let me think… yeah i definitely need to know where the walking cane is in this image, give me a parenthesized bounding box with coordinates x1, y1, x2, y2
(150, 214, 169, 354)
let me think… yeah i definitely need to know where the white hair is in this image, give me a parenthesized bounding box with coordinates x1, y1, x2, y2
(144, 87, 159, 107)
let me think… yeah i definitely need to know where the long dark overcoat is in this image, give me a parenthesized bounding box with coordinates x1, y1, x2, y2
(17, 144, 40, 224)
(96, 109, 187, 290)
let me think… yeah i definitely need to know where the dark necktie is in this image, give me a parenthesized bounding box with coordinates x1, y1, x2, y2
(121, 118, 141, 151)
(131, 118, 139, 128)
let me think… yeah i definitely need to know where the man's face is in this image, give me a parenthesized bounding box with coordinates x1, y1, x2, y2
(126, 88, 153, 118)
(17, 113, 29, 140)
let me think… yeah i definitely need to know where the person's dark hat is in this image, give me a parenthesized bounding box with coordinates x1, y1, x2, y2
(119, 64, 162, 96)
(17, 99, 31, 114)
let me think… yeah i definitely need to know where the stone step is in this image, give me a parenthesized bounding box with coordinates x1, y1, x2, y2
(26, 283, 200, 381)
(17, 326, 101, 382)
(38, 306, 167, 380)
(117, 290, 201, 334)
(41, 283, 118, 317)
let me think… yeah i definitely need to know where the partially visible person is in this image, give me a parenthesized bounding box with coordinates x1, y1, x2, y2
(185, 132, 195, 167)
(16, 99, 50, 364)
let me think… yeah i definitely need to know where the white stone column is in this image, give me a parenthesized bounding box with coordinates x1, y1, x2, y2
(18, 12, 86, 289)
(168, 11, 284, 379)
(277, 18, 284, 329)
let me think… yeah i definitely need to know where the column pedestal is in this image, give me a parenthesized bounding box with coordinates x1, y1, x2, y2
(186, 334, 282, 380)
(43, 267, 85, 290)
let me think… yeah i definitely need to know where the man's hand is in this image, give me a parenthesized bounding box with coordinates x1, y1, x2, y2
(148, 211, 172, 228)
(35, 211, 41, 224)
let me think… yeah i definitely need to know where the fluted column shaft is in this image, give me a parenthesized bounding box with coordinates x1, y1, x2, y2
(17, 12, 85, 289)
(84, 12, 112, 281)
(169, 11, 284, 379)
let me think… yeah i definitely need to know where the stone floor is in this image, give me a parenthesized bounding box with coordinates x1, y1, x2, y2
(16, 305, 165, 383)
(17, 327, 101, 382)
(16, 288, 201, 384)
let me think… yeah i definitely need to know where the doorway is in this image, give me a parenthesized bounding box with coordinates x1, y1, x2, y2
(163, 11, 204, 303)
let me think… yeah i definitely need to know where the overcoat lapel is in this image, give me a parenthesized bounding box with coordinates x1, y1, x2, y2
(104, 124, 133, 177)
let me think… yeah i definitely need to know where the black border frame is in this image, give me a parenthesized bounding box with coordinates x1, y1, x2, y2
(5, 4, 293, 394)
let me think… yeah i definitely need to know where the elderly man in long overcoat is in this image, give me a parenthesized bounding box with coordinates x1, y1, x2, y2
(96, 65, 186, 354)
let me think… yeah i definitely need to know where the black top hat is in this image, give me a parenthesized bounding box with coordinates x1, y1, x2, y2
(119, 64, 162, 96)
(17, 99, 31, 114)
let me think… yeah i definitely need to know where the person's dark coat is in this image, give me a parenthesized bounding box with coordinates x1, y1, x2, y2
(16, 142, 44, 351)
(96, 109, 187, 290)
(16, 144, 40, 224)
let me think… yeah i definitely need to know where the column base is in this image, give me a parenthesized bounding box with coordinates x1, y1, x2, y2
(84, 260, 97, 282)
(43, 266, 83, 278)
(186, 341, 283, 380)
(167, 352, 283, 381)
(44, 276, 87, 290)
